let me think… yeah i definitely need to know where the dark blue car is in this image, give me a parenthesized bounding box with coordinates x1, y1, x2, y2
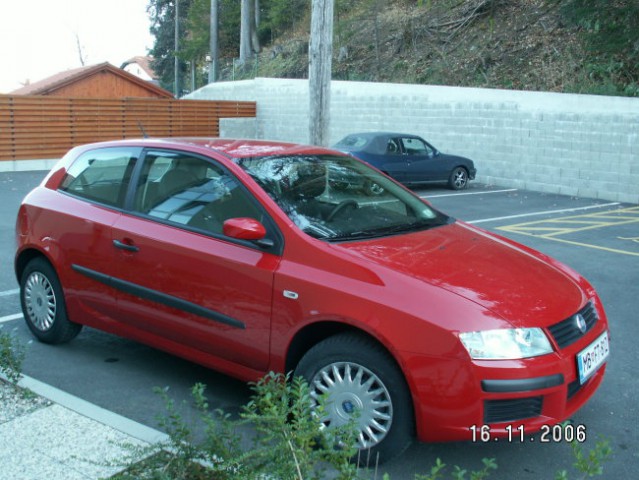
(333, 132, 477, 194)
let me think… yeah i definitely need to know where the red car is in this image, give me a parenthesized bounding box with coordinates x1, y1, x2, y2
(15, 138, 609, 461)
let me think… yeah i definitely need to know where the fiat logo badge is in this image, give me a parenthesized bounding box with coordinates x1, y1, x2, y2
(575, 314, 587, 334)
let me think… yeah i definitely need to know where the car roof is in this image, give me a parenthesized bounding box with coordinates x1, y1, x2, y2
(72, 137, 338, 159)
(339, 132, 422, 140)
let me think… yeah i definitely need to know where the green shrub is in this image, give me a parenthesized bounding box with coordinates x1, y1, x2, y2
(555, 436, 613, 480)
(0, 327, 26, 385)
(115, 372, 360, 479)
(111, 374, 613, 480)
(561, 0, 639, 96)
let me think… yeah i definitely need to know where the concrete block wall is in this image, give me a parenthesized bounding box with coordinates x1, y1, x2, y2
(191, 78, 639, 203)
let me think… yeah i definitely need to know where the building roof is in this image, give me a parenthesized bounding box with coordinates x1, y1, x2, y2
(120, 56, 158, 81)
(10, 62, 172, 98)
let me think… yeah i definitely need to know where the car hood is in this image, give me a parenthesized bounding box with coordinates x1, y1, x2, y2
(336, 222, 585, 328)
(439, 152, 475, 167)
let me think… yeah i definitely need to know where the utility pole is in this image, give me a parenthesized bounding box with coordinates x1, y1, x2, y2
(309, 0, 334, 146)
(174, 0, 180, 97)
(209, 0, 219, 83)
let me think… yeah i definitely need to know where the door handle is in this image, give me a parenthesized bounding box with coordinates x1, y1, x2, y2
(113, 239, 139, 252)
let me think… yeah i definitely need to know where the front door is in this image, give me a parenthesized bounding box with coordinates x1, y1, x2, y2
(378, 137, 410, 182)
(110, 150, 280, 371)
(400, 137, 446, 183)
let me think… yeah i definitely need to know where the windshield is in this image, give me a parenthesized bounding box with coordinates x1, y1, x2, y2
(236, 154, 452, 241)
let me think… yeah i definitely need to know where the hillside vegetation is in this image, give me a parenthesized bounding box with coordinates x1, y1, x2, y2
(218, 0, 639, 97)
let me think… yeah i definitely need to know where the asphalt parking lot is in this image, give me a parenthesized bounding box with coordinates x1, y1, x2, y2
(1, 170, 637, 479)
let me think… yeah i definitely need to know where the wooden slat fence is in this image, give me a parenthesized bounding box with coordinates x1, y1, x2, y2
(0, 95, 256, 161)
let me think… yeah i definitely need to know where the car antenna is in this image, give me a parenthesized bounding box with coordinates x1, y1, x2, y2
(137, 121, 149, 138)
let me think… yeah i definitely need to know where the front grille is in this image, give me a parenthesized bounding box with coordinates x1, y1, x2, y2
(548, 301, 598, 349)
(484, 397, 543, 424)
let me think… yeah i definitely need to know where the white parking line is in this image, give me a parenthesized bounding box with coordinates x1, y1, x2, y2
(0, 289, 19, 297)
(0, 313, 23, 323)
(421, 188, 518, 199)
(468, 202, 621, 225)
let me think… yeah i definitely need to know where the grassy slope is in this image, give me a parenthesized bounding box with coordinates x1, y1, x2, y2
(220, 0, 637, 97)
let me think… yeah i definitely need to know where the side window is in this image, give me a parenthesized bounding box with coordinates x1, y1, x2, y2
(401, 138, 430, 156)
(386, 139, 400, 154)
(59, 148, 138, 207)
(133, 151, 263, 236)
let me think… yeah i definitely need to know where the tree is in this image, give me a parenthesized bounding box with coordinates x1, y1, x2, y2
(240, 0, 252, 63)
(308, 0, 334, 146)
(239, 0, 261, 63)
(74, 32, 87, 66)
(218, 0, 242, 58)
(148, 0, 193, 94)
(172, 0, 241, 86)
(183, 0, 215, 88)
(263, 0, 309, 40)
(174, 0, 180, 95)
(251, 0, 261, 54)
(209, 0, 219, 82)
(562, 0, 639, 94)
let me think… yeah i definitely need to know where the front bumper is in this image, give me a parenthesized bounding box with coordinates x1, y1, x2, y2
(405, 317, 608, 443)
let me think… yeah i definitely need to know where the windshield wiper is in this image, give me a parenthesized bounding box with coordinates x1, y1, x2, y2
(327, 219, 447, 242)
(326, 231, 379, 242)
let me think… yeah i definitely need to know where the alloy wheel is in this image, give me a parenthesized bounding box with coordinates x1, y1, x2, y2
(452, 168, 467, 189)
(24, 271, 57, 331)
(309, 361, 393, 449)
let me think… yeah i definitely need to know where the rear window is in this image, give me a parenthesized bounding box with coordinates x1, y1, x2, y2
(335, 135, 369, 148)
(59, 148, 138, 207)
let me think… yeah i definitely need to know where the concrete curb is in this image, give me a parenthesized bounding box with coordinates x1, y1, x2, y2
(0, 372, 168, 479)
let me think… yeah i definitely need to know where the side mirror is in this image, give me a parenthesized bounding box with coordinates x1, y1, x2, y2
(223, 217, 267, 241)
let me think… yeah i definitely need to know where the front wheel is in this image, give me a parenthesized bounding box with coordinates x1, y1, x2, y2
(20, 257, 82, 344)
(448, 167, 469, 190)
(294, 333, 414, 463)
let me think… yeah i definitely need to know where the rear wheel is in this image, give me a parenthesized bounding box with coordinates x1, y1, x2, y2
(294, 333, 414, 463)
(20, 257, 82, 344)
(448, 167, 469, 190)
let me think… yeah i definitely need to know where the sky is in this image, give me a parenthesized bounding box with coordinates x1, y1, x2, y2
(0, 0, 154, 93)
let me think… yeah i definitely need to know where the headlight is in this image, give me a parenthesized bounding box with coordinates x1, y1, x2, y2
(459, 328, 553, 360)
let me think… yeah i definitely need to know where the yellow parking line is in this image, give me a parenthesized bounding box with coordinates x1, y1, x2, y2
(497, 206, 639, 256)
(589, 214, 639, 220)
(588, 206, 639, 218)
(499, 232, 639, 256)
(540, 236, 639, 256)
(506, 227, 576, 235)
(544, 218, 639, 237)
(557, 220, 611, 225)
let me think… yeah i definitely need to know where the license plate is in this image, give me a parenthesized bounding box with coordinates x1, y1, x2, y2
(577, 331, 609, 384)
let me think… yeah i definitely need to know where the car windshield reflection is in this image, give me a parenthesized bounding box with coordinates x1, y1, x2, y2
(236, 154, 451, 241)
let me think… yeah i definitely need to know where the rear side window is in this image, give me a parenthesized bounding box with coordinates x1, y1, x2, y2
(59, 148, 138, 207)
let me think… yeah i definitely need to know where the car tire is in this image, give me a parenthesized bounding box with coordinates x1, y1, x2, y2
(20, 257, 82, 344)
(448, 167, 469, 190)
(294, 332, 414, 463)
